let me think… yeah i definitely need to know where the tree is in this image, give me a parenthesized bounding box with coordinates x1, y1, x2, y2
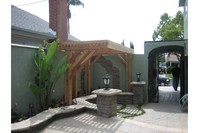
(28, 40, 70, 111)
(159, 54, 165, 64)
(152, 11, 184, 41)
(67, 0, 84, 33)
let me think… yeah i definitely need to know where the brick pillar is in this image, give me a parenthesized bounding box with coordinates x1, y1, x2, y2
(49, 0, 68, 42)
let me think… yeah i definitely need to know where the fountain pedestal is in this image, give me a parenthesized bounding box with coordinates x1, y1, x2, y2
(92, 88, 121, 117)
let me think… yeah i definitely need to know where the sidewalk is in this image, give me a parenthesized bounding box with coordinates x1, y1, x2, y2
(39, 86, 188, 133)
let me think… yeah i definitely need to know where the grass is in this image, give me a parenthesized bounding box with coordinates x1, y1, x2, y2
(117, 104, 145, 119)
(166, 74, 173, 79)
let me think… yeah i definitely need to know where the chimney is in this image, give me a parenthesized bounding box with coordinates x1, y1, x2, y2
(49, 0, 68, 43)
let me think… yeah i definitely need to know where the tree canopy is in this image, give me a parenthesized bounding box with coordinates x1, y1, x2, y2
(68, 0, 84, 19)
(152, 11, 184, 41)
(67, 0, 84, 33)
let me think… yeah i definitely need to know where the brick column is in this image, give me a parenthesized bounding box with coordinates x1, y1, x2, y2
(131, 81, 146, 105)
(49, 0, 68, 42)
(92, 89, 121, 117)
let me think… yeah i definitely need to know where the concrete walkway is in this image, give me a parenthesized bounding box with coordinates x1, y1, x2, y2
(39, 86, 188, 133)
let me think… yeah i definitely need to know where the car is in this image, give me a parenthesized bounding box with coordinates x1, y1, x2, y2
(159, 66, 167, 74)
(158, 75, 170, 86)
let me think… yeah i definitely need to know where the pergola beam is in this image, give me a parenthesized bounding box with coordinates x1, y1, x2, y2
(90, 54, 102, 67)
(70, 50, 89, 72)
(117, 55, 127, 64)
(70, 50, 96, 78)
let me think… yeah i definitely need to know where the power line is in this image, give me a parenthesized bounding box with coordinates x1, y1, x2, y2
(16, 0, 47, 7)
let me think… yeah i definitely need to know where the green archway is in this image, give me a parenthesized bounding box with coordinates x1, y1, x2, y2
(148, 45, 185, 102)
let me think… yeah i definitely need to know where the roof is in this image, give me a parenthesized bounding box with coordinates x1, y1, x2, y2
(11, 5, 79, 41)
(167, 54, 178, 62)
(58, 40, 134, 55)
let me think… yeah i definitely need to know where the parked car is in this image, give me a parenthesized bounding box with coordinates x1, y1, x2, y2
(158, 75, 170, 86)
(159, 66, 167, 74)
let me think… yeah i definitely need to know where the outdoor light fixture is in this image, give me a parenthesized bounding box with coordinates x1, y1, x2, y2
(29, 103, 34, 116)
(136, 72, 141, 82)
(103, 74, 111, 90)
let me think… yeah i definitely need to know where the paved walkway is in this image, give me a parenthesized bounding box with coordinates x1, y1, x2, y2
(39, 86, 188, 133)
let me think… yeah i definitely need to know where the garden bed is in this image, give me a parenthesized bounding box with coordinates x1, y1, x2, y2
(11, 105, 86, 133)
(12, 92, 143, 133)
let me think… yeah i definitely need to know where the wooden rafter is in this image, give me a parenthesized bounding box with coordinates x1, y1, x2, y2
(90, 54, 102, 67)
(80, 50, 96, 66)
(69, 50, 96, 78)
(70, 50, 89, 71)
(117, 55, 127, 64)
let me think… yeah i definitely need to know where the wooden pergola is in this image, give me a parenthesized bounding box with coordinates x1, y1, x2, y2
(58, 40, 134, 105)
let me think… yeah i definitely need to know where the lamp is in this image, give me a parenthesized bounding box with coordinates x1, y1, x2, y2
(103, 74, 111, 90)
(29, 103, 34, 116)
(136, 72, 141, 82)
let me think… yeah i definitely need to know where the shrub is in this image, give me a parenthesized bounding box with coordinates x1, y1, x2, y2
(28, 40, 70, 111)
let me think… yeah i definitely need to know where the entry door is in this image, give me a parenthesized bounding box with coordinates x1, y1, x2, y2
(148, 53, 159, 102)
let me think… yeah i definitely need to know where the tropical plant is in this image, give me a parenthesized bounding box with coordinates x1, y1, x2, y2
(28, 40, 69, 111)
(67, 0, 84, 33)
(68, 0, 84, 19)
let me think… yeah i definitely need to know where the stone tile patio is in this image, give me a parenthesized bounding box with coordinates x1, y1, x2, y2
(12, 86, 188, 133)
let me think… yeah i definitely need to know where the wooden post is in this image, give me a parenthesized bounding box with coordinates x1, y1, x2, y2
(65, 52, 73, 105)
(64, 72, 68, 105)
(128, 54, 132, 91)
(125, 54, 132, 92)
(67, 78, 73, 105)
(87, 60, 91, 94)
(125, 54, 129, 91)
(64, 71, 73, 105)
(74, 74, 79, 97)
(85, 60, 91, 95)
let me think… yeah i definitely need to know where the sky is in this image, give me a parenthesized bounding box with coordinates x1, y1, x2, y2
(11, 0, 183, 54)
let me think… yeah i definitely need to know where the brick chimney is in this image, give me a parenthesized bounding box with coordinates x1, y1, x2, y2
(49, 0, 68, 42)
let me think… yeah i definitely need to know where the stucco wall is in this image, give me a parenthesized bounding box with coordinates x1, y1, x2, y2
(91, 63, 106, 89)
(11, 44, 65, 114)
(106, 56, 126, 91)
(12, 34, 45, 46)
(91, 56, 126, 91)
(132, 54, 147, 102)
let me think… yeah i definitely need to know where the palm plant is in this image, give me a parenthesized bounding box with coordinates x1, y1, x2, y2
(67, 0, 84, 33)
(28, 40, 69, 111)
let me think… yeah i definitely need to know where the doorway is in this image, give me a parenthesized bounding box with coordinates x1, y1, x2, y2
(148, 45, 185, 103)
